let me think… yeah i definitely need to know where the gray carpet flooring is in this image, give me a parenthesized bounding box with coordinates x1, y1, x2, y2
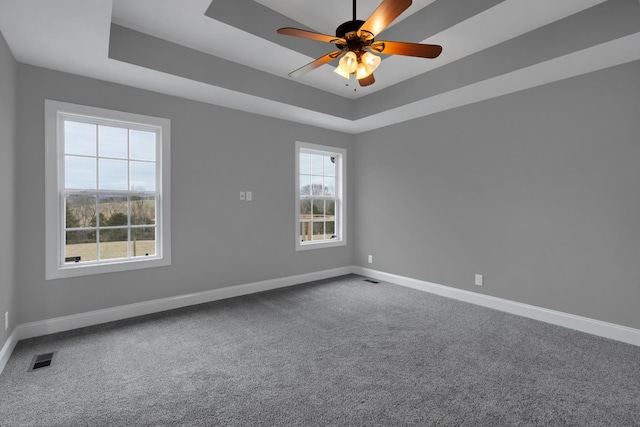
(1, 274, 639, 426)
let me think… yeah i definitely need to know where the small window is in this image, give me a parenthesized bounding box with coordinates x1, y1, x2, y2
(295, 142, 346, 250)
(45, 100, 171, 279)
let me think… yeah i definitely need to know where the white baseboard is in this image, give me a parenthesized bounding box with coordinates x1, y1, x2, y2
(14, 266, 352, 343)
(0, 328, 19, 375)
(3, 265, 639, 377)
(353, 266, 640, 347)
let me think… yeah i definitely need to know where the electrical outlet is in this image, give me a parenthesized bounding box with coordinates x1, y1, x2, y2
(368, 255, 373, 264)
(246, 191, 252, 201)
(475, 274, 483, 286)
(4, 311, 8, 331)
(240, 191, 246, 201)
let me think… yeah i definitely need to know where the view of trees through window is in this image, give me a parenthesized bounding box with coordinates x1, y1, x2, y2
(65, 195, 156, 263)
(62, 119, 159, 264)
(299, 151, 338, 242)
(46, 101, 170, 279)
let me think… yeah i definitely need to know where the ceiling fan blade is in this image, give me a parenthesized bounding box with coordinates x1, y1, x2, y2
(277, 27, 344, 44)
(370, 41, 442, 58)
(288, 51, 343, 78)
(358, 73, 376, 87)
(358, 0, 412, 39)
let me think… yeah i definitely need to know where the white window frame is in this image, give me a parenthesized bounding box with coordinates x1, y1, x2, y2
(45, 100, 171, 279)
(295, 141, 346, 251)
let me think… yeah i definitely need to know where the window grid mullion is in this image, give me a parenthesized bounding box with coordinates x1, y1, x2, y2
(127, 195, 131, 258)
(300, 195, 336, 201)
(95, 124, 99, 191)
(95, 195, 100, 262)
(62, 190, 155, 196)
(128, 129, 132, 193)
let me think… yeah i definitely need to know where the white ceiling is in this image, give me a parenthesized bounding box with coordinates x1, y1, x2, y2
(253, 0, 437, 35)
(1, 0, 640, 133)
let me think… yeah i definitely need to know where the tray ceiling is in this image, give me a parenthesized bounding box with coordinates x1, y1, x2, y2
(1, 0, 640, 133)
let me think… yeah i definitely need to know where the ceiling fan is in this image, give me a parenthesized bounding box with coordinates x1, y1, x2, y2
(277, 0, 442, 87)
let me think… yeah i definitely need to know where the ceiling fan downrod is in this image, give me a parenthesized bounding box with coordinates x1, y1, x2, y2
(336, 0, 365, 39)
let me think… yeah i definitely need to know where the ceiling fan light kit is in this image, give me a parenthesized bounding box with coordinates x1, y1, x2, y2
(277, 0, 442, 87)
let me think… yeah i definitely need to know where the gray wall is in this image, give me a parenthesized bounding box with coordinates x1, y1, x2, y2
(16, 65, 354, 325)
(9, 58, 640, 332)
(353, 60, 640, 330)
(0, 30, 17, 347)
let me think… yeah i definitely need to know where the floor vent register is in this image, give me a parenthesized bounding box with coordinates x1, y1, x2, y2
(29, 352, 56, 371)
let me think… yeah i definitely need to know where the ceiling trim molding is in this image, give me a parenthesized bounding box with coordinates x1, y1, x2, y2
(109, 24, 354, 119)
(354, 0, 640, 118)
(350, 33, 640, 134)
(2, 0, 639, 134)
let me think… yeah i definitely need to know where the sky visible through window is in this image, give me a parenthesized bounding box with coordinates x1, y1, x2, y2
(64, 121, 156, 191)
(299, 152, 336, 197)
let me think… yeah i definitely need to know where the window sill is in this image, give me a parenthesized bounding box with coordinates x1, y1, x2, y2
(295, 239, 346, 251)
(46, 256, 170, 280)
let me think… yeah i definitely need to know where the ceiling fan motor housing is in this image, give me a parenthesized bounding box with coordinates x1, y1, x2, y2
(335, 19, 365, 38)
(336, 20, 371, 53)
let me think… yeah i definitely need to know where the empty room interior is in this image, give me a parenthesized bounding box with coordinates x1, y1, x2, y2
(1, 0, 640, 425)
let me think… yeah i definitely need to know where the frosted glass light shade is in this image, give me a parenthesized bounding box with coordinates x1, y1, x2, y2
(334, 65, 350, 79)
(355, 62, 370, 79)
(338, 51, 358, 74)
(361, 51, 381, 74)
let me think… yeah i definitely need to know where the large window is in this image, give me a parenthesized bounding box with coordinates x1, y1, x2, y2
(295, 141, 346, 251)
(45, 100, 171, 279)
